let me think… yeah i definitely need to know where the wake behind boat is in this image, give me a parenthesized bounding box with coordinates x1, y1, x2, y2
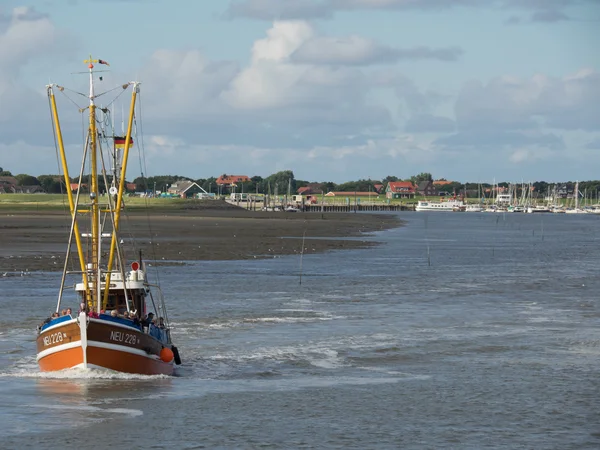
(36, 56, 181, 375)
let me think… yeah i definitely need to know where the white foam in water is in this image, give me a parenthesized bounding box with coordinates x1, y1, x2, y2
(208, 343, 347, 369)
(172, 311, 345, 334)
(205, 332, 409, 370)
(174, 374, 415, 399)
(355, 366, 432, 380)
(243, 316, 335, 324)
(0, 367, 170, 380)
(29, 404, 144, 417)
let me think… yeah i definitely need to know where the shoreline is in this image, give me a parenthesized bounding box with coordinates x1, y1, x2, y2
(0, 203, 403, 273)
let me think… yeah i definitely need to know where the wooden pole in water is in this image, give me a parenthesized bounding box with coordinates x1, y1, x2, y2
(299, 227, 306, 285)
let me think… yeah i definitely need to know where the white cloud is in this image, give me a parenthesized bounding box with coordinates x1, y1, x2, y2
(0, 7, 74, 146)
(431, 69, 600, 172)
(218, 20, 393, 135)
(221, 21, 314, 109)
(454, 69, 600, 132)
(139, 49, 239, 118)
(508, 147, 555, 163)
(0, 7, 56, 71)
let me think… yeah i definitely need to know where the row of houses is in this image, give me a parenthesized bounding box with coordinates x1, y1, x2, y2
(299, 180, 452, 199)
(0, 176, 139, 195)
(6, 172, 581, 201)
(0, 176, 45, 194)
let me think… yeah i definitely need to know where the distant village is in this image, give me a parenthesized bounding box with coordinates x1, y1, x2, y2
(1, 168, 599, 203)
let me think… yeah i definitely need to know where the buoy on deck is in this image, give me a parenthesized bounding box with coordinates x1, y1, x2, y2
(160, 347, 174, 363)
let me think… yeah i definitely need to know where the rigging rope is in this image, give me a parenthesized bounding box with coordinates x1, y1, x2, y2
(57, 87, 86, 112)
(136, 91, 162, 286)
(133, 90, 169, 326)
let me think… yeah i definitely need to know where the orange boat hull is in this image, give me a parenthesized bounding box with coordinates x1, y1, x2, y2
(38, 346, 84, 372)
(37, 317, 174, 375)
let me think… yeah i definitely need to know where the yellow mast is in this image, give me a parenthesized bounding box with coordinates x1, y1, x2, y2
(47, 85, 90, 302)
(83, 56, 100, 310)
(102, 82, 138, 309)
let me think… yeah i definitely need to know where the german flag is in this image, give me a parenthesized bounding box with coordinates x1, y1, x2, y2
(114, 136, 133, 149)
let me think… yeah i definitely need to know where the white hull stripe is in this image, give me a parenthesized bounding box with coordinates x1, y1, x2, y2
(87, 340, 159, 359)
(37, 341, 82, 361)
(37, 341, 160, 362)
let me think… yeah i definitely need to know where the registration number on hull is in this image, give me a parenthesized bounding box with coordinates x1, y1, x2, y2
(43, 332, 65, 346)
(110, 331, 140, 345)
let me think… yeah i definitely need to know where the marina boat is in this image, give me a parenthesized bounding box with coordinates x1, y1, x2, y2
(415, 199, 465, 212)
(526, 205, 552, 213)
(465, 204, 484, 212)
(36, 57, 181, 375)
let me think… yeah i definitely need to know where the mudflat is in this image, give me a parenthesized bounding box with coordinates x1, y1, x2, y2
(0, 201, 402, 272)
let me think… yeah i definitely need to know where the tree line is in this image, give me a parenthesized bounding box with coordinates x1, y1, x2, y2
(1, 167, 599, 197)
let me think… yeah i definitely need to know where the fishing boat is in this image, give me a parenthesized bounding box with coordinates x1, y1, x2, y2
(36, 57, 181, 375)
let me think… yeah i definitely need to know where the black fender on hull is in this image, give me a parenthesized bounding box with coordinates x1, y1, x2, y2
(172, 345, 182, 365)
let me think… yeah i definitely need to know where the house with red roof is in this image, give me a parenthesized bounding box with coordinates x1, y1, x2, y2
(216, 174, 251, 186)
(296, 183, 324, 195)
(70, 183, 88, 192)
(324, 191, 376, 197)
(385, 181, 415, 199)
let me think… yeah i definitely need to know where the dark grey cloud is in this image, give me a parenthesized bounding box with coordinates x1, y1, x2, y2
(504, 15, 521, 25)
(328, 0, 478, 12)
(225, 0, 332, 20)
(291, 37, 462, 65)
(12, 8, 49, 21)
(0, 6, 49, 33)
(226, 0, 598, 21)
(225, 0, 480, 20)
(504, 10, 572, 25)
(405, 114, 456, 133)
(586, 137, 600, 149)
(500, 0, 580, 11)
(530, 10, 570, 22)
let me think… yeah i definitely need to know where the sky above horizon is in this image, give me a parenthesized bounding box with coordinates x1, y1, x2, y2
(1, 0, 599, 183)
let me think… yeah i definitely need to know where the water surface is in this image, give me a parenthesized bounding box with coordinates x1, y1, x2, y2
(1, 212, 599, 449)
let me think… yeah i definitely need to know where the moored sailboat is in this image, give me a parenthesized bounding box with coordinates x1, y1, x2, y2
(36, 57, 181, 375)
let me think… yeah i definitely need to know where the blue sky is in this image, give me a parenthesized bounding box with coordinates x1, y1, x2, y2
(0, 0, 599, 183)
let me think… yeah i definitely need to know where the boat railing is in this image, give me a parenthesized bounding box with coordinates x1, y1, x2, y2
(97, 313, 142, 330)
(40, 314, 73, 332)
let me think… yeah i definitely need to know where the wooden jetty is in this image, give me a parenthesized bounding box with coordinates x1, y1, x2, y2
(230, 199, 412, 212)
(303, 204, 410, 212)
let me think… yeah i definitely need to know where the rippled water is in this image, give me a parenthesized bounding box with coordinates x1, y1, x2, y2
(1, 212, 599, 449)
